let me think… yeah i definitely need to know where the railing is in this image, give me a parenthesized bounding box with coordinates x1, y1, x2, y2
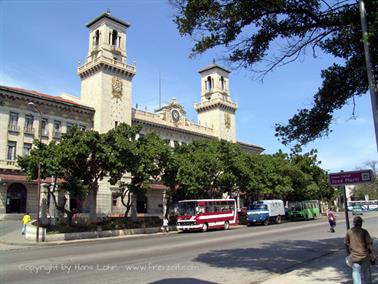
(41, 129, 49, 137)
(78, 55, 136, 74)
(132, 109, 214, 134)
(52, 131, 62, 139)
(0, 159, 19, 170)
(24, 127, 35, 135)
(195, 98, 238, 110)
(8, 124, 20, 132)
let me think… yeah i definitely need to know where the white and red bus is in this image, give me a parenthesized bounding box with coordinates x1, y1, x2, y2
(176, 199, 238, 232)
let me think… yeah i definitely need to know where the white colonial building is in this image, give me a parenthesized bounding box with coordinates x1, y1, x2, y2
(0, 12, 263, 219)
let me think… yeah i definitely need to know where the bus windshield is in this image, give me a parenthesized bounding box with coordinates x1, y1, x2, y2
(177, 201, 197, 216)
(288, 202, 303, 211)
(249, 204, 268, 210)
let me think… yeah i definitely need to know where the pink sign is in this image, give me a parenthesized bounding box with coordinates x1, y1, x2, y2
(328, 170, 374, 186)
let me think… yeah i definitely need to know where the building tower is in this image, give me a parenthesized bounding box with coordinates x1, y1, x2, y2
(78, 12, 136, 133)
(195, 63, 238, 142)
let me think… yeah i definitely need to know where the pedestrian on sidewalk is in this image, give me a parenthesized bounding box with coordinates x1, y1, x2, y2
(326, 207, 336, 233)
(161, 217, 169, 233)
(21, 212, 31, 235)
(344, 216, 376, 284)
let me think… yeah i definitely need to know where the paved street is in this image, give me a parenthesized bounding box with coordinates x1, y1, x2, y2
(1, 213, 377, 284)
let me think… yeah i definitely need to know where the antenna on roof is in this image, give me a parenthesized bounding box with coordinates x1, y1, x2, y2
(159, 72, 161, 108)
(213, 58, 216, 64)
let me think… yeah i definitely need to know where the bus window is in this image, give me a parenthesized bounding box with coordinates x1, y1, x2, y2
(177, 201, 196, 216)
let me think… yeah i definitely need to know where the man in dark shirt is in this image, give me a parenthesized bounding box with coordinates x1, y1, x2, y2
(344, 216, 376, 284)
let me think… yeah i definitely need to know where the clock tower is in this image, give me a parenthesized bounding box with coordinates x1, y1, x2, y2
(78, 12, 136, 133)
(195, 63, 238, 142)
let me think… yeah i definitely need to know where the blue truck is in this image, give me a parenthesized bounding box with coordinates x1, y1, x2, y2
(247, 200, 285, 226)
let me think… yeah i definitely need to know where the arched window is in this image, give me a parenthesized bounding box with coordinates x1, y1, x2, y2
(112, 30, 118, 46)
(207, 76, 212, 90)
(220, 76, 225, 90)
(95, 30, 100, 46)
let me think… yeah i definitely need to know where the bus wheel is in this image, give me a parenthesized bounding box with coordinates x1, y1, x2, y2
(202, 223, 208, 232)
(276, 215, 281, 224)
(224, 221, 230, 230)
(263, 219, 269, 226)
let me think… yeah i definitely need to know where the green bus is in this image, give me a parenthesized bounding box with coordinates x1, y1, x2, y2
(287, 200, 320, 220)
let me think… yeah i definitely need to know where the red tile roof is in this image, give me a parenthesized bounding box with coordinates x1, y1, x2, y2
(0, 173, 64, 184)
(0, 85, 93, 110)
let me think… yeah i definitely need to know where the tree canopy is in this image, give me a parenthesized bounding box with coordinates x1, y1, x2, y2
(171, 0, 378, 145)
(162, 139, 334, 204)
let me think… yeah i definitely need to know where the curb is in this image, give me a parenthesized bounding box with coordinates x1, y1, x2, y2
(0, 230, 180, 247)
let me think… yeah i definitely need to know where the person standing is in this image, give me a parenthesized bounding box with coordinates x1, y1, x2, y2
(326, 208, 336, 232)
(344, 216, 376, 284)
(21, 212, 31, 235)
(161, 217, 169, 233)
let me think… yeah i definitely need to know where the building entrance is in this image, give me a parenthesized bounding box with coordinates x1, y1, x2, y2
(6, 183, 27, 213)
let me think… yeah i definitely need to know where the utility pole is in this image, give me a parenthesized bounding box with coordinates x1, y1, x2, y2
(359, 0, 378, 154)
(28, 102, 43, 242)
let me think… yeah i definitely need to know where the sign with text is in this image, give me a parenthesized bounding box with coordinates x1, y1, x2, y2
(328, 169, 374, 186)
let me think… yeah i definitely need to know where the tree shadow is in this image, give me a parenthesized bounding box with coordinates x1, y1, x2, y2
(148, 278, 217, 284)
(194, 237, 355, 283)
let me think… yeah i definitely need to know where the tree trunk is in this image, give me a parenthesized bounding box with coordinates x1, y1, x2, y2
(130, 194, 137, 222)
(88, 187, 98, 223)
(122, 189, 133, 218)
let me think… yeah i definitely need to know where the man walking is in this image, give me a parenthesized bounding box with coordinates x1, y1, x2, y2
(326, 207, 336, 232)
(344, 216, 376, 284)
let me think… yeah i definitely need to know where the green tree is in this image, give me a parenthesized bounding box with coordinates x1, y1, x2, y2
(173, 140, 224, 199)
(108, 124, 172, 219)
(283, 146, 335, 201)
(352, 160, 378, 200)
(58, 127, 113, 223)
(171, 0, 378, 145)
(17, 126, 109, 225)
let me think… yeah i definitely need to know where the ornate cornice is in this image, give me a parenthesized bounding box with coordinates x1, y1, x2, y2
(78, 56, 136, 79)
(195, 98, 238, 113)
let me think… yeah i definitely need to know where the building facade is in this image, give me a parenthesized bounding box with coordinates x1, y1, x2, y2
(0, 12, 263, 218)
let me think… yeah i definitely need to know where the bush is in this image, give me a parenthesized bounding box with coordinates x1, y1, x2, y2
(46, 216, 165, 234)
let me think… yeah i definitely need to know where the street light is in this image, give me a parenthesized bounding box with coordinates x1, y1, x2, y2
(28, 102, 43, 242)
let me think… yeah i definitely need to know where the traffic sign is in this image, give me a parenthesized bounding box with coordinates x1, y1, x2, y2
(328, 169, 374, 186)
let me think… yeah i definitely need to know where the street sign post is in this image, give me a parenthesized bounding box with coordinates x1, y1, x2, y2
(328, 169, 374, 186)
(328, 169, 374, 230)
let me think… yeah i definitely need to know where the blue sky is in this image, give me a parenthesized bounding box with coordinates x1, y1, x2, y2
(1, 0, 377, 172)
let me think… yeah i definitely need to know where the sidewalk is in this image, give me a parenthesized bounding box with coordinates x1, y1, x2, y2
(0, 220, 36, 246)
(260, 248, 377, 284)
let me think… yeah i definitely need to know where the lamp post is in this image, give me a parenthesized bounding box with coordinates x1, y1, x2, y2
(28, 102, 43, 242)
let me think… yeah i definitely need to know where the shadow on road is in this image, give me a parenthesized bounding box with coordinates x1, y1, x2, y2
(194, 237, 352, 283)
(148, 278, 217, 284)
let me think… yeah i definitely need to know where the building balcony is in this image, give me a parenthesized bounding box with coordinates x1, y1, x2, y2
(0, 159, 19, 170)
(194, 98, 238, 112)
(41, 129, 49, 138)
(53, 130, 62, 139)
(8, 124, 20, 133)
(77, 55, 136, 78)
(24, 127, 35, 135)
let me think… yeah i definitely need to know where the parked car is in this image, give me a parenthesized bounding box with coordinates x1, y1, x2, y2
(352, 206, 364, 215)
